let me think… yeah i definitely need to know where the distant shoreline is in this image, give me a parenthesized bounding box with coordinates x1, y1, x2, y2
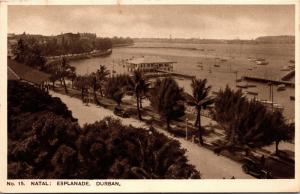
(45, 49, 112, 64)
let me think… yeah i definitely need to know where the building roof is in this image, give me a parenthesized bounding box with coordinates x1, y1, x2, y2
(126, 56, 176, 65)
(8, 66, 20, 80)
(8, 59, 50, 84)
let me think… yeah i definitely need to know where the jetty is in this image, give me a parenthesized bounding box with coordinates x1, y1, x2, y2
(242, 75, 295, 87)
(281, 70, 295, 81)
(157, 70, 196, 80)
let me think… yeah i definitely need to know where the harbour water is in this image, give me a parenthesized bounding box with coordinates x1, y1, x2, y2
(70, 42, 295, 120)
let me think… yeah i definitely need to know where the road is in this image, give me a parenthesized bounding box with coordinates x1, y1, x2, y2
(50, 91, 253, 179)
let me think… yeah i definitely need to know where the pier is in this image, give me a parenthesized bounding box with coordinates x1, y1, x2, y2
(157, 70, 196, 79)
(242, 75, 295, 87)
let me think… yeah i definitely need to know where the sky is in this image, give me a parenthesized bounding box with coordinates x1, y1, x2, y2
(8, 5, 295, 39)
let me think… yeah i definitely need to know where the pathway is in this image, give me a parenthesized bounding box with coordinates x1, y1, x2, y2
(50, 91, 253, 179)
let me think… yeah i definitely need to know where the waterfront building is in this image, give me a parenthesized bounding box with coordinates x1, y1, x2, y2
(126, 56, 176, 72)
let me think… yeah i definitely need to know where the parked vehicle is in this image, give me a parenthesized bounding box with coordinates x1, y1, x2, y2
(113, 106, 130, 118)
(241, 157, 272, 179)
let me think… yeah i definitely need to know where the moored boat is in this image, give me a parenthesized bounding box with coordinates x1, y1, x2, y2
(277, 84, 286, 91)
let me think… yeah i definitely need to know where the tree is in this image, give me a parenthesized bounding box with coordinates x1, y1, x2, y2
(59, 57, 74, 94)
(105, 74, 130, 106)
(14, 38, 27, 63)
(89, 72, 101, 105)
(96, 65, 110, 97)
(186, 79, 214, 145)
(150, 77, 185, 131)
(272, 113, 294, 155)
(14, 38, 46, 69)
(128, 71, 150, 120)
(212, 86, 294, 153)
(8, 81, 200, 179)
(73, 75, 90, 102)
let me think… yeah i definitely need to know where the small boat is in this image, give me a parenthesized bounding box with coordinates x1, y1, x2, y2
(273, 103, 284, 111)
(256, 61, 269, 65)
(248, 68, 253, 71)
(245, 91, 258, 96)
(236, 84, 248, 89)
(281, 66, 290, 71)
(214, 64, 220, 67)
(246, 84, 257, 88)
(289, 59, 295, 64)
(277, 84, 286, 91)
(212, 91, 219, 95)
(256, 58, 266, 62)
(290, 96, 295, 101)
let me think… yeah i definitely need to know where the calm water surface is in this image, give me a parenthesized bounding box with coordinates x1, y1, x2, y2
(70, 42, 295, 120)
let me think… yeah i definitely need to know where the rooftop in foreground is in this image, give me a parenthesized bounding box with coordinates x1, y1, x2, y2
(8, 59, 50, 85)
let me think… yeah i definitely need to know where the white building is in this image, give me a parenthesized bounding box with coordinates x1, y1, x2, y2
(126, 56, 176, 72)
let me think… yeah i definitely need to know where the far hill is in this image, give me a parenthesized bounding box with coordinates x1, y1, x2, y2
(255, 35, 295, 44)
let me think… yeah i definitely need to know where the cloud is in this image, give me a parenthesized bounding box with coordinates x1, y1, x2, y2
(8, 5, 295, 39)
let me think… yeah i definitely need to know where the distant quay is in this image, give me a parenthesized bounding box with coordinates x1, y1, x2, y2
(242, 75, 295, 87)
(45, 49, 112, 64)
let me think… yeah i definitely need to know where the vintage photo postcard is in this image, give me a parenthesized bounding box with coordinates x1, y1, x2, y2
(0, 0, 299, 192)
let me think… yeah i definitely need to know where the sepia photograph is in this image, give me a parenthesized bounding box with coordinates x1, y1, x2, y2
(1, 0, 299, 192)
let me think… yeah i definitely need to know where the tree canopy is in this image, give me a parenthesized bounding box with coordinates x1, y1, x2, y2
(8, 80, 200, 179)
(212, 86, 294, 152)
(150, 77, 185, 130)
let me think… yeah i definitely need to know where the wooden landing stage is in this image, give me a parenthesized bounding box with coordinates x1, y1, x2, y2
(157, 70, 196, 80)
(242, 76, 295, 87)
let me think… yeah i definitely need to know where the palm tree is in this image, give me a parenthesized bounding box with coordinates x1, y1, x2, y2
(105, 74, 130, 106)
(89, 72, 100, 105)
(150, 77, 185, 131)
(96, 65, 110, 97)
(186, 78, 213, 145)
(212, 86, 294, 154)
(128, 71, 150, 120)
(58, 57, 75, 94)
(73, 75, 90, 102)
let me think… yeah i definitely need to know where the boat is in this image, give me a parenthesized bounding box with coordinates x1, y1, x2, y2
(256, 58, 265, 62)
(212, 91, 219, 95)
(236, 83, 248, 89)
(290, 96, 295, 101)
(246, 84, 257, 88)
(281, 66, 290, 71)
(214, 64, 220, 67)
(289, 59, 295, 64)
(277, 84, 286, 91)
(273, 103, 284, 111)
(256, 61, 269, 65)
(245, 91, 258, 96)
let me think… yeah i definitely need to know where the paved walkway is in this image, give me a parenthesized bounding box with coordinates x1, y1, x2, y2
(50, 91, 253, 179)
